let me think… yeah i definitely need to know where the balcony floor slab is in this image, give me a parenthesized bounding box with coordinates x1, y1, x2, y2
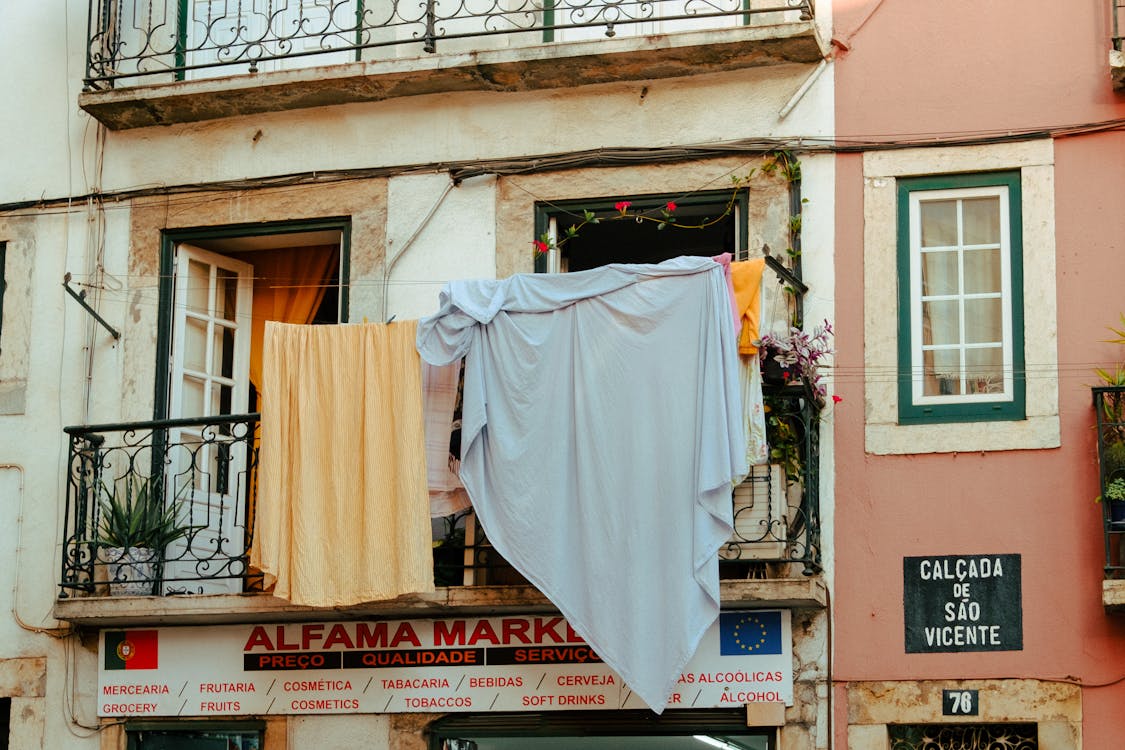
(80, 23, 824, 129)
(54, 578, 827, 627)
(1104, 578, 1125, 612)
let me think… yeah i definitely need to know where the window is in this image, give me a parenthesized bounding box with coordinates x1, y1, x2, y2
(155, 220, 349, 593)
(126, 722, 263, 750)
(897, 172, 1024, 424)
(534, 190, 747, 273)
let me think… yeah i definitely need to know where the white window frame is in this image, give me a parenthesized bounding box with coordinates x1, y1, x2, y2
(908, 184, 1015, 407)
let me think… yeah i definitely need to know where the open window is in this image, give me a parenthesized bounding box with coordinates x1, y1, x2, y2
(534, 190, 747, 273)
(449, 191, 756, 586)
(156, 221, 349, 594)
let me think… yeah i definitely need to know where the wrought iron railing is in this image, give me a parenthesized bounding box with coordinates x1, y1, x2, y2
(60, 388, 821, 598)
(719, 380, 822, 577)
(60, 414, 264, 597)
(1094, 385, 1125, 575)
(84, 0, 815, 88)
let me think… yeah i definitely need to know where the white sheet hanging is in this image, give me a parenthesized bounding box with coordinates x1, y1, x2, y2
(416, 256, 746, 713)
(422, 360, 471, 517)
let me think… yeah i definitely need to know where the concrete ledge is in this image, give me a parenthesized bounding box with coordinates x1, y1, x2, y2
(1103, 578, 1125, 611)
(54, 577, 827, 626)
(79, 23, 824, 129)
(1111, 49, 1125, 90)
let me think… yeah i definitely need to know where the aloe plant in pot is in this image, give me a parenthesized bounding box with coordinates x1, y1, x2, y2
(91, 476, 197, 596)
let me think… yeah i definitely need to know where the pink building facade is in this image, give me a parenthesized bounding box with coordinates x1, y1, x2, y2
(832, 1, 1125, 746)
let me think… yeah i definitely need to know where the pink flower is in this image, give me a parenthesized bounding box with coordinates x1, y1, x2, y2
(665, 201, 677, 212)
(533, 239, 549, 255)
(614, 201, 632, 213)
(832, 394, 843, 403)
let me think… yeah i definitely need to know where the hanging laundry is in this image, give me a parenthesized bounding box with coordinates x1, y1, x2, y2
(254, 321, 435, 607)
(416, 256, 746, 714)
(710, 252, 742, 338)
(423, 360, 471, 517)
(731, 258, 766, 356)
(732, 258, 770, 466)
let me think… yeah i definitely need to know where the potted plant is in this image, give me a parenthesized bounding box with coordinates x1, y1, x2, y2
(91, 476, 196, 596)
(1095, 315, 1125, 526)
(1096, 392, 1125, 525)
(757, 319, 834, 402)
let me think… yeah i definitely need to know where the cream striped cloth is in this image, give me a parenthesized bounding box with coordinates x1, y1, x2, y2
(254, 320, 435, 606)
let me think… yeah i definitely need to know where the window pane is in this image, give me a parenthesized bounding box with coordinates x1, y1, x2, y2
(962, 196, 1001, 244)
(181, 376, 205, 417)
(217, 268, 238, 321)
(921, 250, 958, 295)
(964, 298, 1002, 343)
(186, 259, 211, 313)
(963, 248, 1001, 294)
(184, 317, 208, 372)
(923, 348, 961, 396)
(223, 325, 235, 379)
(920, 200, 957, 247)
(966, 347, 1004, 394)
(216, 383, 233, 417)
(922, 300, 960, 346)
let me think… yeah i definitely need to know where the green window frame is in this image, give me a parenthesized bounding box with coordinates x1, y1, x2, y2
(896, 171, 1025, 425)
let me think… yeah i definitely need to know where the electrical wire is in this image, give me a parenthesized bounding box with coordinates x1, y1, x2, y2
(4, 114, 1125, 217)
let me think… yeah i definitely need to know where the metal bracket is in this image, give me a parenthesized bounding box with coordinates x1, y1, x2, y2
(762, 247, 809, 296)
(63, 273, 120, 340)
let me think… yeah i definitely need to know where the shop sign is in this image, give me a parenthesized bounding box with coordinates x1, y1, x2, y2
(903, 554, 1022, 653)
(98, 610, 792, 717)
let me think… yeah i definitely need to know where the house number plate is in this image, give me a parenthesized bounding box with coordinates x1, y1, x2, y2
(942, 689, 979, 716)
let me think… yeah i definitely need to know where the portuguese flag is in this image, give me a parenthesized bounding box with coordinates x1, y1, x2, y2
(104, 630, 159, 670)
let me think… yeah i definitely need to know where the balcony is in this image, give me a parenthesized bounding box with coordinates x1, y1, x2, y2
(79, 0, 823, 128)
(1094, 386, 1125, 610)
(54, 383, 823, 625)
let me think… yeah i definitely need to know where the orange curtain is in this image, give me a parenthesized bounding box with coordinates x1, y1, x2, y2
(230, 245, 339, 393)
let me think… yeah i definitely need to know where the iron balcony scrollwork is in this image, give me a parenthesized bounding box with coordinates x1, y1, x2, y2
(59, 383, 821, 599)
(85, 0, 815, 88)
(60, 414, 263, 598)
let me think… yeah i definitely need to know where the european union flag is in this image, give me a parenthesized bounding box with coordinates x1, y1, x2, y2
(719, 611, 782, 655)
